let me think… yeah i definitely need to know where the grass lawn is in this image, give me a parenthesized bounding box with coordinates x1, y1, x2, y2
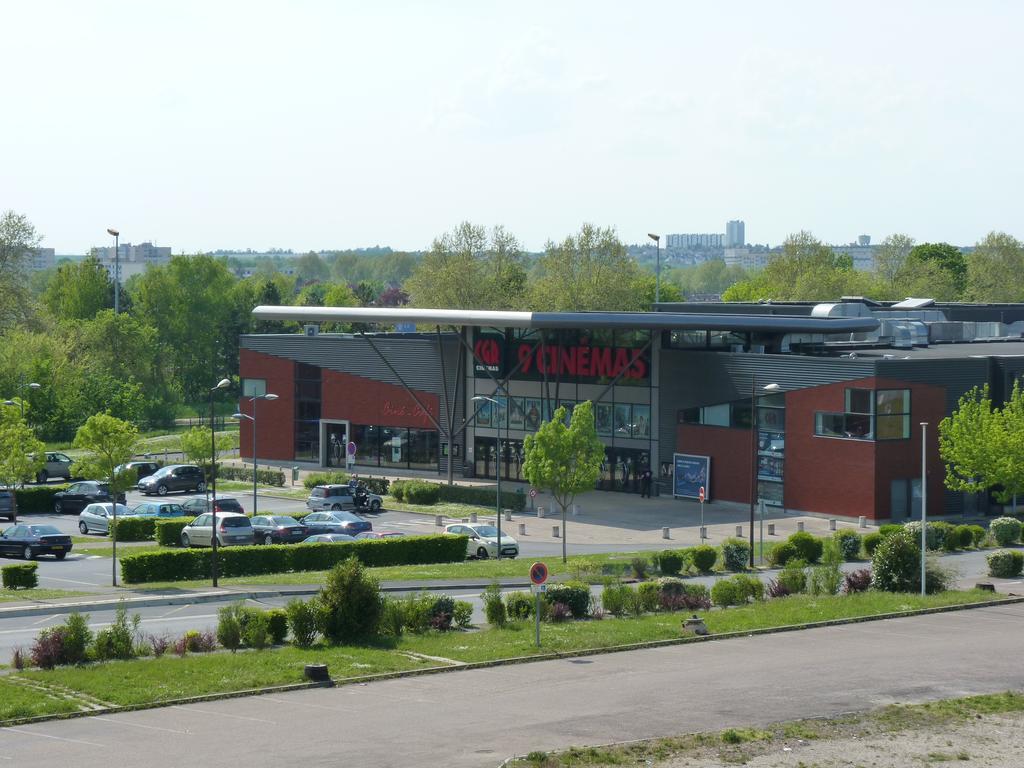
(0, 678, 80, 720)
(0, 588, 96, 604)
(78, 544, 164, 557)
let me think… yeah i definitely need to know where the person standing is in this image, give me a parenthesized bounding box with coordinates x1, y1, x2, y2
(640, 466, 652, 498)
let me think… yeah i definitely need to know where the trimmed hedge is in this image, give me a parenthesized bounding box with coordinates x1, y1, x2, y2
(109, 517, 160, 542)
(987, 549, 1024, 578)
(219, 466, 286, 487)
(2, 563, 38, 589)
(302, 471, 390, 496)
(990, 517, 1022, 547)
(120, 534, 469, 584)
(15, 485, 69, 513)
(543, 581, 591, 618)
(154, 518, 196, 547)
(391, 479, 526, 512)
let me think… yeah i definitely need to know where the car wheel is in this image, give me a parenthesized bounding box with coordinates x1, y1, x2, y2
(36, 470, 48, 484)
(196, 481, 206, 493)
(331, 504, 342, 511)
(23, 546, 34, 560)
(181, 533, 191, 548)
(55, 552, 66, 561)
(264, 534, 274, 546)
(79, 521, 89, 534)
(156, 484, 168, 496)
(370, 499, 381, 512)
(476, 546, 489, 560)
(53, 501, 63, 514)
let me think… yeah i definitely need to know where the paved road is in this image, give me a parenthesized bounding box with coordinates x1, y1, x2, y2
(2, 602, 1022, 767)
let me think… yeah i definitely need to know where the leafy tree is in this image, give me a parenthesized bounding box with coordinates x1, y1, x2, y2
(965, 232, 1024, 302)
(0, 210, 41, 328)
(179, 426, 237, 469)
(294, 251, 330, 284)
(405, 222, 527, 309)
(908, 242, 966, 295)
(72, 413, 141, 493)
(668, 260, 750, 298)
(634, 272, 683, 308)
(42, 255, 113, 321)
(0, 408, 45, 512)
(523, 401, 605, 562)
(872, 234, 915, 291)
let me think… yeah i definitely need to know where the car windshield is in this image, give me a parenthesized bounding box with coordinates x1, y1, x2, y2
(272, 516, 300, 525)
(221, 517, 251, 528)
(30, 526, 62, 535)
(331, 511, 362, 522)
(472, 525, 499, 537)
(151, 467, 172, 477)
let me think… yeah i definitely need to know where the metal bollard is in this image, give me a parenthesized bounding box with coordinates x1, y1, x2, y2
(662, 527, 671, 539)
(435, 515, 444, 527)
(859, 516, 867, 528)
(552, 525, 560, 538)
(767, 523, 775, 536)
(518, 523, 526, 535)
(735, 525, 743, 537)
(797, 521, 805, 532)
(572, 503, 580, 516)
(537, 506, 545, 519)
(470, 512, 477, 523)
(504, 509, 512, 522)
(699, 526, 707, 540)
(829, 519, 837, 531)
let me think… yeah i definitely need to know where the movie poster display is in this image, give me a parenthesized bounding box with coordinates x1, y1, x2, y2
(673, 453, 710, 500)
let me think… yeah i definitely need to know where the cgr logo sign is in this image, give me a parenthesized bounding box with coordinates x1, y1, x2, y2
(474, 336, 502, 373)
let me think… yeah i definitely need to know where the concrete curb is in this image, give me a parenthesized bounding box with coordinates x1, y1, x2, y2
(1, 594, 1021, 731)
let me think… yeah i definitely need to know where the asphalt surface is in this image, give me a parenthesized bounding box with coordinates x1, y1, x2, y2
(2, 601, 1022, 767)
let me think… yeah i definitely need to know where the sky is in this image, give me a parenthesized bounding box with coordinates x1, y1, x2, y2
(4, 1, 1023, 254)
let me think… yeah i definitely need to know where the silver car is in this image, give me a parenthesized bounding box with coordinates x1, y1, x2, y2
(180, 511, 254, 547)
(36, 452, 74, 484)
(78, 503, 132, 535)
(306, 484, 383, 512)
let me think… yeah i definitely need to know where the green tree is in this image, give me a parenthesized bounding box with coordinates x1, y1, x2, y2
(179, 426, 237, 469)
(0, 408, 45, 515)
(405, 222, 527, 309)
(965, 232, 1024, 302)
(42, 255, 113, 321)
(0, 210, 41, 328)
(907, 242, 966, 295)
(872, 234, 915, 291)
(634, 272, 683, 308)
(522, 401, 605, 562)
(295, 251, 330, 283)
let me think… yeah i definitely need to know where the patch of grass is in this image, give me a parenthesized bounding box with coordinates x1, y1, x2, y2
(0, 678, 80, 720)
(0, 588, 96, 604)
(78, 544, 164, 557)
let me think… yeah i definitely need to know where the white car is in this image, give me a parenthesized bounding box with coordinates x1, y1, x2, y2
(444, 522, 519, 559)
(78, 503, 133, 535)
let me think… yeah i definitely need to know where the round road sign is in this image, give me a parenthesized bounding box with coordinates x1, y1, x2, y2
(529, 488, 538, 498)
(699, 486, 705, 503)
(529, 561, 549, 585)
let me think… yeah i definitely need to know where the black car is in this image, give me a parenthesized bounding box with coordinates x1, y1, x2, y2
(115, 461, 160, 482)
(0, 489, 15, 522)
(181, 496, 245, 516)
(138, 465, 206, 496)
(251, 515, 307, 545)
(0, 524, 73, 560)
(53, 481, 125, 515)
(299, 511, 372, 536)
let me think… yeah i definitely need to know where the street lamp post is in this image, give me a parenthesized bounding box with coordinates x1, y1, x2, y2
(209, 377, 231, 587)
(232, 392, 278, 518)
(749, 379, 780, 567)
(920, 422, 928, 597)
(4, 381, 41, 420)
(648, 233, 661, 305)
(106, 229, 120, 315)
(472, 395, 503, 559)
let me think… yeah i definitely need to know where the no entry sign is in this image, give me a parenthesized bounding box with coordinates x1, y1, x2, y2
(530, 561, 549, 585)
(699, 486, 705, 503)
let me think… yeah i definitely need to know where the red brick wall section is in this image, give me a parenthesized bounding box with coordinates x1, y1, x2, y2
(676, 424, 752, 505)
(321, 369, 439, 429)
(238, 350, 296, 461)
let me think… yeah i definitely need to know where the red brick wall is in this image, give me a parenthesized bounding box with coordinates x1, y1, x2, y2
(321, 370, 439, 428)
(238, 350, 296, 461)
(676, 424, 752, 504)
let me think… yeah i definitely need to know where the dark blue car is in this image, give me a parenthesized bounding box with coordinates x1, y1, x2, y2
(299, 511, 372, 536)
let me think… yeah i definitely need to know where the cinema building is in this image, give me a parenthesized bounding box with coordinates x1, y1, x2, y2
(238, 300, 1024, 523)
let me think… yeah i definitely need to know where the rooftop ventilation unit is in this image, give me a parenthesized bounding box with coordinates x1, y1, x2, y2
(303, 324, 319, 337)
(891, 297, 936, 309)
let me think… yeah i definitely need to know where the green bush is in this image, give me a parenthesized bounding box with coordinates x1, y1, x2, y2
(833, 530, 862, 561)
(239, 608, 271, 649)
(391, 479, 524, 511)
(630, 556, 651, 580)
(690, 545, 717, 573)
(216, 604, 244, 652)
(777, 562, 807, 594)
(904, 520, 948, 551)
(403, 480, 441, 505)
(807, 539, 844, 596)
(544, 581, 591, 619)
(600, 580, 630, 616)
(453, 600, 473, 628)
(504, 591, 534, 620)
(720, 538, 750, 572)
(989, 517, 1022, 547)
(871, 529, 952, 594)
(380, 598, 406, 636)
(15, 484, 69, 513)
(934, 521, 958, 551)
(109, 516, 159, 542)
(303, 471, 350, 489)
(217, 465, 286, 487)
(267, 608, 288, 644)
(286, 599, 318, 647)
(878, 524, 903, 538)
(637, 581, 660, 612)
(316, 558, 383, 643)
(967, 524, 987, 548)
(656, 550, 685, 576)
(953, 524, 976, 550)
(154, 518, 195, 547)
(987, 549, 1024, 578)
(390, 480, 406, 501)
(91, 604, 139, 661)
(863, 532, 883, 556)
(787, 532, 823, 564)
(711, 575, 761, 607)
(62, 612, 93, 664)
(2, 563, 38, 589)
(767, 542, 797, 567)
(482, 582, 506, 627)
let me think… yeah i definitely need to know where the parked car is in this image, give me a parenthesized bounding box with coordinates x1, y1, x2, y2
(138, 465, 206, 496)
(300, 533, 355, 544)
(129, 502, 187, 518)
(115, 461, 160, 482)
(179, 511, 254, 548)
(35, 452, 74, 484)
(0, 524, 73, 560)
(0, 489, 15, 522)
(78, 503, 132, 535)
(181, 496, 244, 516)
(53, 481, 126, 515)
(300, 510, 372, 536)
(444, 522, 519, 559)
(251, 515, 307, 545)
(354, 530, 406, 540)
(305, 484, 383, 512)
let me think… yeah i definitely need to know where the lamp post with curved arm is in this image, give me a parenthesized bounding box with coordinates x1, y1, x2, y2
(232, 392, 278, 518)
(472, 395, 504, 559)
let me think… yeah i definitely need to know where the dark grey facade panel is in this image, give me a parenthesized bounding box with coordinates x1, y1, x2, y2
(874, 358, 992, 413)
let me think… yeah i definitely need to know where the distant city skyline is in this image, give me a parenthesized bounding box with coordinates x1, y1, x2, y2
(4, 2, 1021, 255)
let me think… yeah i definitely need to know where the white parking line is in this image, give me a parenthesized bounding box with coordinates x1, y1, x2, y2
(38, 576, 103, 587)
(170, 705, 276, 724)
(157, 604, 191, 619)
(92, 716, 188, 734)
(31, 614, 59, 626)
(2, 728, 105, 747)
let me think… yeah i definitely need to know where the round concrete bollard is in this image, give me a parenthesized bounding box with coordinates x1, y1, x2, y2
(504, 509, 512, 522)
(735, 525, 743, 537)
(552, 525, 560, 538)
(662, 527, 671, 539)
(470, 512, 477, 523)
(537, 506, 545, 519)
(518, 523, 526, 536)
(829, 519, 837, 531)
(699, 526, 707, 540)
(435, 515, 444, 527)
(767, 523, 775, 536)
(797, 521, 805, 532)
(859, 516, 867, 528)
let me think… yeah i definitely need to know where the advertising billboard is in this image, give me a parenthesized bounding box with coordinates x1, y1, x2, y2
(673, 453, 710, 500)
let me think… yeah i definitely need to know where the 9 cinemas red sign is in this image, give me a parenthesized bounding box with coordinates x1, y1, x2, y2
(473, 331, 648, 383)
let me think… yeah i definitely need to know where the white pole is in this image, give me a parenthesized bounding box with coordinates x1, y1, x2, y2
(920, 422, 927, 597)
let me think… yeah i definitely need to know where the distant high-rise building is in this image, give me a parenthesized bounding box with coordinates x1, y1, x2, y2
(725, 220, 745, 248)
(665, 233, 724, 248)
(27, 247, 56, 271)
(857, 234, 871, 247)
(93, 241, 173, 280)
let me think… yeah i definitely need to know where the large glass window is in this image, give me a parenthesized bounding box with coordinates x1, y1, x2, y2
(380, 427, 407, 468)
(815, 388, 910, 441)
(408, 429, 438, 469)
(876, 389, 911, 440)
(294, 364, 320, 461)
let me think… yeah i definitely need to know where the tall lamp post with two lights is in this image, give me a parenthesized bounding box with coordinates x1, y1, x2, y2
(472, 395, 504, 559)
(648, 233, 661, 304)
(4, 381, 41, 420)
(749, 379, 780, 567)
(209, 377, 231, 587)
(106, 228, 120, 315)
(232, 392, 278, 519)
